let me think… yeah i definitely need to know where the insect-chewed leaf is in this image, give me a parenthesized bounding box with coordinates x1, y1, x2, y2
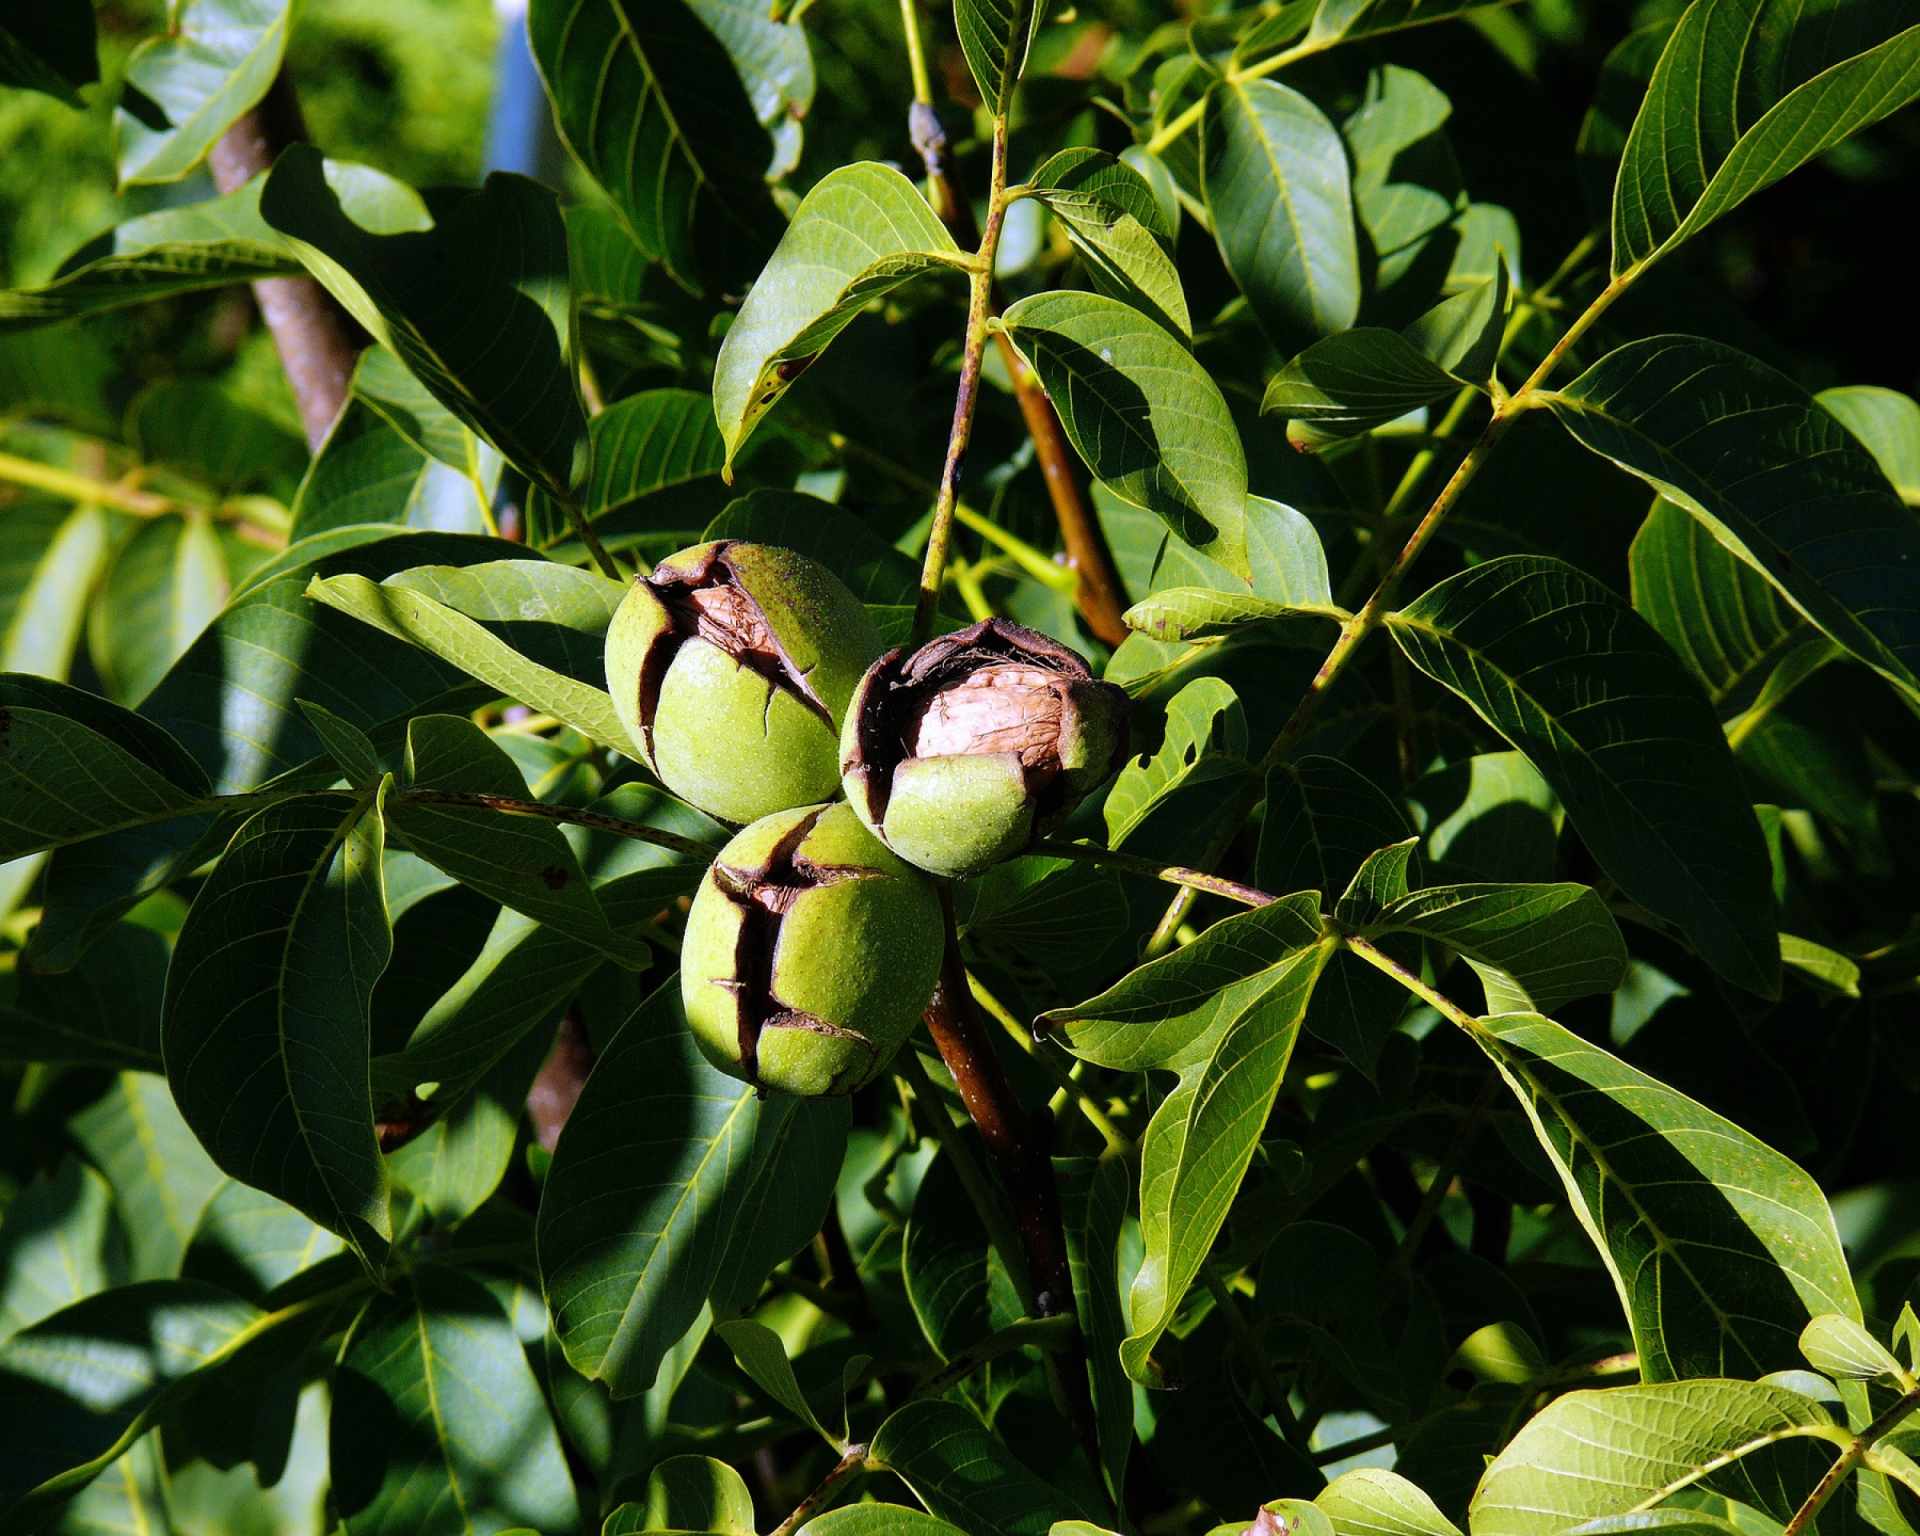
(114, 0, 291, 185)
(1469, 1380, 1842, 1536)
(1474, 1013, 1861, 1382)
(162, 788, 395, 1267)
(1044, 896, 1332, 1381)
(1003, 290, 1250, 576)
(1612, 1, 1920, 275)
(1552, 336, 1920, 706)
(538, 981, 791, 1398)
(261, 145, 588, 499)
(712, 162, 962, 469)
(330, 1266, 578, 1535)
(1104, 676, 1251, 848)
(1362, 883, 1627, 1014)
(870, 1399, 1090, 1534)
(1203, 78, 1359, 347)
(1386, 555, 1779, 996)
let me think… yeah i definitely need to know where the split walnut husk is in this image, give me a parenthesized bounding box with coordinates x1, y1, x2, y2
(603, 540, 881, 825)
(840, 617, 1130, 878)
(680, 802, 943, 1096)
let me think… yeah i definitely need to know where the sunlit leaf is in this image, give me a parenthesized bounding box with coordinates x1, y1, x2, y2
(115, 0, 291, 186)
(871, 1398, 1090, 1534)
(956, 0, 1047, 115)
(1004, 290, 1250, 576)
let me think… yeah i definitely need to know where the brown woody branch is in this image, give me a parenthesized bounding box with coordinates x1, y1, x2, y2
(919, 887, 1099, 1460)
(209, 72, 362, 448)
(910, 106, 1131, 647)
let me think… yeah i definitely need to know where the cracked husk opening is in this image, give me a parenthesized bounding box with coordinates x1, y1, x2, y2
(908, 662, 1068, 772)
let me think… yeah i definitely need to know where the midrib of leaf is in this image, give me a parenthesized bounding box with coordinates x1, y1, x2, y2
(596, 1083, 755, 1378)
(123, 1075, 197, 1255)
(413, 1297, 474, 1530)
(606, 2, 704, 226)
(1475, 1023, 1768, 1378)
(1228, 79, 1331, 329)
(1386, 607, 1769, 981)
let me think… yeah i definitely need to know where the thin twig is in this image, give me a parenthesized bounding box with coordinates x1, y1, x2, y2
(1781, 1388, 1920, 1536)
(392, 789, 720, 858)
(1035, 839, 1275, 909)
(768, 1445, 871, 1536)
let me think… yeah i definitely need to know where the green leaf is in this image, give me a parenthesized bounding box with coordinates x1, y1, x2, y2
(0, 1280, 269, 1525)
(1472, 1012, 1861, 1380)
(181, 1179, 345, 1302)
(708, 1097, 850, 1318)
(0, 674, 210, 862)
(1103, 676, 1251, 848)
(331, 1266, 578, 1536)
(1002, 290, 1250, 577)
(3, 915, 167, 1071)
(1612, 2, 1920, 275)
(299, 698, 384, 785)
(1057, 1155, 1133, 1510)
(0, 500, 110, 678)
(1779, 934, 1862, 998)
(261, 145, 589, 498)
(1800, 1314, 1909, 1384)
(1362, 883, 1628, 1014)
(1386, 555, 1779, 996)
(162, 789, 395, 1267)
(871, 1399, 1090, 1534)
(0, 8, 98, 106)
(0, 1162, 123, 1341)
(539, 981, 790, 1398)
(1318, 1468, 1463, 1536)
(68, 1073, 225, 1281)
(602, 1454, 758, 1534)
(714, 1319, 840, 1446)
(1469, 1380, 1843, 1536)
(806, 1511, 969, 1536)
(557, 387, 728, 551)
(711, 162, 962, 470)
(904, 1150, 1004, 1363)
(1029, 151, 1189, 337)
(386, 1023, 550, 1226)
(1627, 500, 1807, 722)
(1307, 0, 1508, 46)
(1334, 837, 1418, 926)
(391, 715, 624, 956)
(1046, 897, 1331, 1381)
(1819, 384, 1920, 503)
(305, 567, 630, 752)
(528, 0, 783, 289)
(1122, 586, 1345, 643)
(1550, 336, 1920, 705)
(91, 513, 229, 705)
(956, 0, 1046, 115)
(1262, 267, 1508, 436)
(115, 0, 291, 186)
(1202, 78, 1360, 346)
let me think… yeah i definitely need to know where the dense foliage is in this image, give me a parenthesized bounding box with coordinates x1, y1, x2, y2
(2, 2, 1919, 1535)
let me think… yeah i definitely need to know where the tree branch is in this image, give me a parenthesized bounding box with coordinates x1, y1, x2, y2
(768, 1445, 871, 1536)
(909, 101, 1132, 646)
(208, 71, 362, 449)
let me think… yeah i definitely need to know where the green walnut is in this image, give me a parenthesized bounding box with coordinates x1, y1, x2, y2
(841, 617, 1131, 878)
(681, 801, 944, 1096)
(605, 540, 882, 825)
